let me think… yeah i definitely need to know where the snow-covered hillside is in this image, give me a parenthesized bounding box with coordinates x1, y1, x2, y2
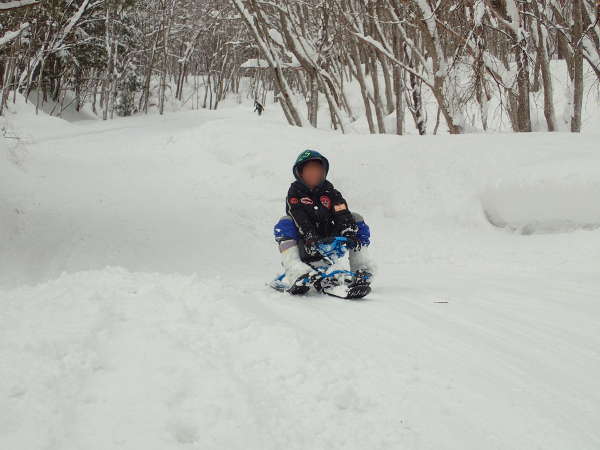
(1, 98, 599, 449)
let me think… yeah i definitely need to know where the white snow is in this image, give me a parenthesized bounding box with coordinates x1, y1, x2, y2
(482, 157, 600, 234)
(582, 36, 600, 73)
(240, 57, 268, 68)
(0, 0, 37, 10)
(1, 94, 600, 449)
(0, 22, 29, 47)
(267, 28, 285, 48)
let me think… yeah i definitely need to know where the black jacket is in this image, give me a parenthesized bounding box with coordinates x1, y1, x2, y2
(286, 180, 356, 241)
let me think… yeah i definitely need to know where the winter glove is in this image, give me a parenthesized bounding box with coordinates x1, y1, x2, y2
(303, 235, 320, 257)
(341, 227, 361, 251)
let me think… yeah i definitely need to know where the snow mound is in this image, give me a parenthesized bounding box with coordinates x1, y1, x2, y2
(0, 267, 409, 450)
(481, 159, 600, 234)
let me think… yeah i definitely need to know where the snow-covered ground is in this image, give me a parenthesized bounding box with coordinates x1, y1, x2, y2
(1, 97, 599, 449)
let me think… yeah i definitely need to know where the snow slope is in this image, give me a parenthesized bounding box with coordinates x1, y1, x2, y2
(1, 97, 600, 449)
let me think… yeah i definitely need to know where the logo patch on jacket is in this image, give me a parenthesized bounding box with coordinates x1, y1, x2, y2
(334, 203, 347, 212)
(300, 197, 314, 205)
(289, 197, 299, 205)
(320, 195, 331, 209)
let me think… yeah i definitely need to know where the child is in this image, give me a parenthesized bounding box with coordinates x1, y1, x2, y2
(273, 149, 373, 294)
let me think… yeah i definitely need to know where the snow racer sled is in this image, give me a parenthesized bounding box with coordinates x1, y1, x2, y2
(269, 236, 372, 299)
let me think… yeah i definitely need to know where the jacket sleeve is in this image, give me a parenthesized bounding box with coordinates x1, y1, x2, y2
(285, 187, 317, 239)
(330, 189, 357, 234)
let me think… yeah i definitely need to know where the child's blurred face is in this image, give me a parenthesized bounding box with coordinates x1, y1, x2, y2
(301, 161, 325, 188)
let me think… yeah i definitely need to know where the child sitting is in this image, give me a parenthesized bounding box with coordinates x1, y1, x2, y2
(274, 149, 373, 294)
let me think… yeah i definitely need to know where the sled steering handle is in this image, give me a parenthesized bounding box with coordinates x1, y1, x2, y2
(317, 236, 349, 245)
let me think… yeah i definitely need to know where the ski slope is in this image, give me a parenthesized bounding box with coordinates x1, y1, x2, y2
(1, 99, 600, 449)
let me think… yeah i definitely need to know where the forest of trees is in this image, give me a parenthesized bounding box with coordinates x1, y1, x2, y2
(1, 0, 599, 134)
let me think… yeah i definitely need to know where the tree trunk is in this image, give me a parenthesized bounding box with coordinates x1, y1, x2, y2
(515, 44, 532, 132)
(349, 41, 375, 134)
(307, 71, 318, 127)
(368, 52, 386, 133)
(571, 0, 584, 132)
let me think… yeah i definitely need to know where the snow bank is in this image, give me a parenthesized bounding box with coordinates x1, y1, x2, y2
(482, 159, 600, 234)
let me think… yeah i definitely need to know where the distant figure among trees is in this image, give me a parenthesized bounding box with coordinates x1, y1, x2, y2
(254, 100, 264, 116)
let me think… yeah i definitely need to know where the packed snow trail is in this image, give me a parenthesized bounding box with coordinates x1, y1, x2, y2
(1, 101, 600, 449)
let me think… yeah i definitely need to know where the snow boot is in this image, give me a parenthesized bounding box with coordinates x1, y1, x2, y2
(348, 246, 375, 279)
(280, 241, 314, 295)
